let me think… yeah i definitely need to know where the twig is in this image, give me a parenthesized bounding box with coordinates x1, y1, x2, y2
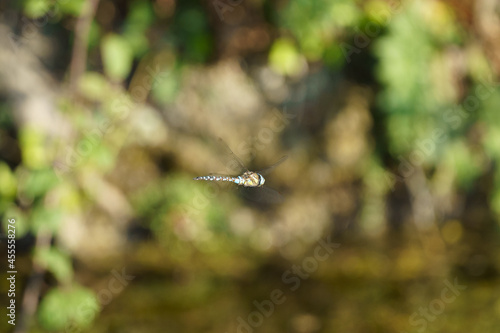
(69, 0, 101, 95)
(14, 228, 52, 333)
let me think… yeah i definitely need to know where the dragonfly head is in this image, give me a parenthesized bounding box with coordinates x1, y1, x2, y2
(258, 173, 265, 187)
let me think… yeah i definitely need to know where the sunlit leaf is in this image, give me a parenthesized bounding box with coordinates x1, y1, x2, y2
(38, 285, 99, 331)
(444, 141, 482, 189)
(79, 72, 111, 101)
(101, 34, 134, 81)
(34, 247, 73, 283)
(58, 0, 86, 16)
(19, 128, 50, 169)
(31, 205, 62, 234)
(123, 32, 149, 57)
(0, 162, 17, 199)
(269, 39, 303, 76)
(152, 70, 180, 104)
(23, 0, 51, 18)
(18, 168, 59, 198)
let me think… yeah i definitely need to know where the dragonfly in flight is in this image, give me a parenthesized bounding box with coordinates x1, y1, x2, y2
(193, 139, 287, 203)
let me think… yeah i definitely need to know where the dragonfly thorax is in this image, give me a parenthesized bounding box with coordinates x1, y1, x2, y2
(241, 171, 265, 187)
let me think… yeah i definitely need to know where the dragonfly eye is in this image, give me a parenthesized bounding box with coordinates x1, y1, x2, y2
(258, 174, 265, 186)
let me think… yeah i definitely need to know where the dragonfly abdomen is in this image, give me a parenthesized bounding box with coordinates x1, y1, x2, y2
(193, 172, 265, 188)
(193, 175, 241, 184)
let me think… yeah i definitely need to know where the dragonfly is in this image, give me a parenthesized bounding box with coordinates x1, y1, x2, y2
(193, 139, 287, 203)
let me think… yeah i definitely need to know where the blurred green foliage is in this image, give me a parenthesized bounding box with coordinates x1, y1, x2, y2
(2, 0, 500, 332)
(38, 285, 99, 331)
(101, 34, 134, 81)
(280, 0, 362, 64)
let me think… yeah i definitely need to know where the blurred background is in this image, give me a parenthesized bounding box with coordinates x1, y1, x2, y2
(1, 0, 500, 332)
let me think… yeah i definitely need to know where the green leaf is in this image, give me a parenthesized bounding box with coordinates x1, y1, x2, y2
(269, 39, 303, 76)
(0, 162, 17, 199)
(87, 20, 102, 49)
(31, 205, 62, 234)
(101, 34, 134, 81)
(23, 0, 51, 18)
(58, 0, 86, 16)
(38, 285, 99, 331)
(123, 31, 149, 57)
(78, 72, 111, 101)
(152, 69, 180, 104)
(34, 247, 73, 283)
(444, 141, 482, 189)
(125, 0, 155, 33)
(122, 1, 153, 56)
(19, 128, 50, 169)
(18, 168, 59, 198)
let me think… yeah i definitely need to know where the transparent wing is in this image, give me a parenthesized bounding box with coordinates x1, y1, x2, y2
(256, 155, 288, 176)
(240, 186, 284, 204)
(216, 138, 248, 174)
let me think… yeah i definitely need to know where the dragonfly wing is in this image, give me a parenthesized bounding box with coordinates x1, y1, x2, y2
(240, 186, 284, 204)
(216, 138, 248, 174)
(256, 155, 288, 176)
